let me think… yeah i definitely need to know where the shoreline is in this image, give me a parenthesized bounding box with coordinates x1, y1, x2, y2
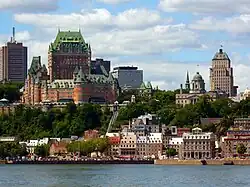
(4, 160, 154, 165)
(154, 159, 250, 165)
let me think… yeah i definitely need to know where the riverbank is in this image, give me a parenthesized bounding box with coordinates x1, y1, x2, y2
(6, 159, 154, 165)
(155, 159, 250, 165)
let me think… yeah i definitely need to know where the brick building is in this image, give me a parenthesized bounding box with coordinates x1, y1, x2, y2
(22, 30, 118, 105)
(84, 130, 99, 140)
(107, 136, 120, 157)
(221, 118, 250, 158)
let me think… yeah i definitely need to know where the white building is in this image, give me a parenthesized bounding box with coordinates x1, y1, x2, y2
(181, 128, 216, 159)
(0, 136, 16, 142)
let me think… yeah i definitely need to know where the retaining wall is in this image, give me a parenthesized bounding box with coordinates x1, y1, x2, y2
(155, 159, 250, 165)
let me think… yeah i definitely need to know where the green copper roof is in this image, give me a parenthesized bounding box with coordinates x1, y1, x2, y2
(49, 30, 89, 52)
(28, 56, 42, 75)
(146, 81, 152, 89)
(140, 82, 146, 89)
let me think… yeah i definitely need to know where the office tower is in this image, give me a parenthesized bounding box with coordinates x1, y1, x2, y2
(210, 48, 237, 97)
(112, 66, 143, 90)
(0, 27, 27, 83)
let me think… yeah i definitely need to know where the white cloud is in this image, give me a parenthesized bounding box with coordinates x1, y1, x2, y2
(15, 31, 31, 42)
(158, 0, 250, 14)
(115, 59, 248, 92)
(14, 8, 163, 31)
(89, 24, 203, 57)
(10, 6, 250, 93)
(97, 0, 134, 4)
(14, 8, 202, 57)
(0, 0, 59, 12)
(189, 15, 250, 34)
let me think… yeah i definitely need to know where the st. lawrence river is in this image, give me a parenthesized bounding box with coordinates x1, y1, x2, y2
(0, 164, 250, 187)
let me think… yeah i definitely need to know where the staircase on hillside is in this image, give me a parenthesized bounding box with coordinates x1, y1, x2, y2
(106, 111, 119, 135)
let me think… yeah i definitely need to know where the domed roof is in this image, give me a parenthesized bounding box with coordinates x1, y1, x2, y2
(213, 48, 230, 60)
(192, 72, 203, 81)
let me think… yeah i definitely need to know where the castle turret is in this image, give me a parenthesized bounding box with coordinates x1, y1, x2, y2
(73, 67, 86, 104)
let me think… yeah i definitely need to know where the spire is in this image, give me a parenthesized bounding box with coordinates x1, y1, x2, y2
(185, 71, 190, 91)
(186, 71, 190, 83)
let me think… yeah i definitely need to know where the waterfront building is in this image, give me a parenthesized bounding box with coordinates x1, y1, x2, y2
(162, 126, 177, 149)
(147, 133, 162, 158)
(209, 48, 238, 97)
(107, 135, 120, 157)
(168, 137, 183, 156)
(136, 136, 148, 158)
(221, 130, 250, 158)
(221, 118, 250, 158)
(0, 27, 27, 83)
(49, 141, 68, 156)
(119, 132, 137, 158)
(181, 127, 216, 159)
(22, 30, 119, 105)
(176, 72, 227, 107)
(112, 66, 143, 90)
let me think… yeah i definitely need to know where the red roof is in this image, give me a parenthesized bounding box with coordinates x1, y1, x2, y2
(109, 136, 120, 144)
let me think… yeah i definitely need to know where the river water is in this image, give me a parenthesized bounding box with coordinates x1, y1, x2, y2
(1, 164, 250, 187)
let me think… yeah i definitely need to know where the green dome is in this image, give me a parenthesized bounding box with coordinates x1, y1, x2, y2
(192, 72, 203, 81)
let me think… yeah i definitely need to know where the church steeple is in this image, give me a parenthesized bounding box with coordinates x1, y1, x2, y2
(185, 71, 190, 91)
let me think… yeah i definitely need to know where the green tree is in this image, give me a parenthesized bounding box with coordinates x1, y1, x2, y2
(166, 148, 177, 157)
(34, 144, 50, 157)
(236, 143, 247, 155)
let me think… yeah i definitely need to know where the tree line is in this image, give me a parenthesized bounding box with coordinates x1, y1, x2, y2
(116, 89, 250, 137)
(0, 103, 112, 141)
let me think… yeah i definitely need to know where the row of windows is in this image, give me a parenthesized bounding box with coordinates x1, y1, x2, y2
(184, 136, 210, 139)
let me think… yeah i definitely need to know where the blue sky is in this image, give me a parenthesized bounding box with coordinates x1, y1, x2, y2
(1, 0, 250, 91)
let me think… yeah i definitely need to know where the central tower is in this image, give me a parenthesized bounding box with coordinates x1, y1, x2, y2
(48, 30, 91, 81)
(209, 48, 237, 97)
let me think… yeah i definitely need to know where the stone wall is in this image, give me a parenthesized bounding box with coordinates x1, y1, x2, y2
(155, 159, 250, 165)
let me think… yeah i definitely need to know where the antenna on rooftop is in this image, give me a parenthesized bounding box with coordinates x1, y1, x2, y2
(12, 27, 16, 42)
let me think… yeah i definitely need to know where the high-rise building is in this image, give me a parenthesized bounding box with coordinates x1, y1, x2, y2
(209, 48, 237, 97)
(48, 30, 91, 81)
(112, 66, 143, 90)
(0, 27, 27, 83)
(91, 58, 110, 75)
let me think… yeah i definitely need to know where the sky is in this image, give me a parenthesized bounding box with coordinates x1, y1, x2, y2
(0, 0, 250, 91)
